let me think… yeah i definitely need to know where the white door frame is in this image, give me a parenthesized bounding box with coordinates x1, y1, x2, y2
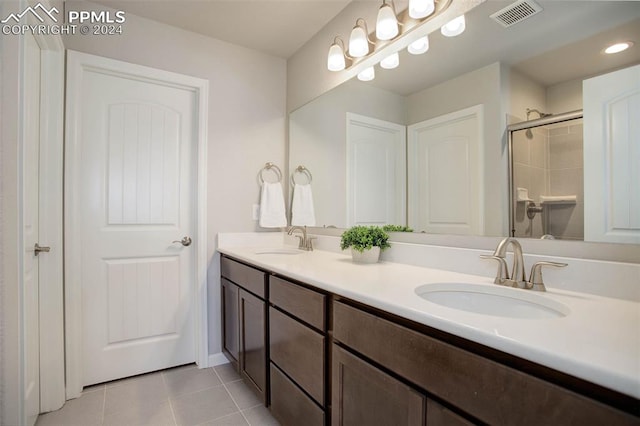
(18, 0, 66, 417)
(33, 25, 66, 414)
(64, 51, 209, 398)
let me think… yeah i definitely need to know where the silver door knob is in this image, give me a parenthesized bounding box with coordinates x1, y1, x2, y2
(172, 236, 192, 247)
(34, 243, 51, 256)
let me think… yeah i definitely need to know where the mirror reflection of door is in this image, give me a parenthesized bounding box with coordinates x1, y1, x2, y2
(408, 106, 484, 235)
(346, 113, 406, 227)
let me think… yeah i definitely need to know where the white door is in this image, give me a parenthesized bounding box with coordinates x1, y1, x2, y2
(346, 113, 406, 226)
(408, 105, 484, 235)
(583, 64, 640, 244)
(66, 51, 204, 387)
(23, 29, 42, 426)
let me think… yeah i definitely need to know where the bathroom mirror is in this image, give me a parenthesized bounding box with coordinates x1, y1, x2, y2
(288, 0, 640, 242)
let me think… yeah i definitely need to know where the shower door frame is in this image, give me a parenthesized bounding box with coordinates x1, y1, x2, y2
(506, 109, 583, 238)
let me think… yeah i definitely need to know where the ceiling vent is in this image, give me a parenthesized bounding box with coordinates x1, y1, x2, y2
(490, 0, 543, 28)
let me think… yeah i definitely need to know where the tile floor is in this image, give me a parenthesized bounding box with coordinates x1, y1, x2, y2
(36, 364, 280, 426)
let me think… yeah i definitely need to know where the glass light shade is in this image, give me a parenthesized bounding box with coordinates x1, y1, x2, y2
(327, 43, 346, 71)
(376, 4, 398, 41)
(409, 0, 435, 19)
(380, 52, 399, 69)
(349, 25, 369, 58)
(357, 66, 375, 81)
(441, 15, 466, 37)
(408, 35, 429, 55)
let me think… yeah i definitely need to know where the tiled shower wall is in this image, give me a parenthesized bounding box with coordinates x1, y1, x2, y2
(513, 126, 548, 238)
(513, 118, 584, 240)
(547, 119, 584, 240)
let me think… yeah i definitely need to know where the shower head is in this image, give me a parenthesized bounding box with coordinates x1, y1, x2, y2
(526, 108, 552, 120)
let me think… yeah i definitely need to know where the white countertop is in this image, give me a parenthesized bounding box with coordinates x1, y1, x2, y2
(217, 244, 640, 400)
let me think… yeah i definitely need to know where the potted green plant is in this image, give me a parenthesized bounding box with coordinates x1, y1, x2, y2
(340, 226, 391, 263)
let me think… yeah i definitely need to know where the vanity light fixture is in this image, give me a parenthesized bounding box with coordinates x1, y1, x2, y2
(357, 66, 376, 81)
(408, 35, 430, 54)
(376, 0, 399, 41)
(604, 41, 634, 54)
(409, 0, 435, 19)
(327, 37, 348, 71)
(326, 0, 454, 78)
(441, 14, 466, 37)
(380, 52, 400, 69)
(349, 18, 371, 58)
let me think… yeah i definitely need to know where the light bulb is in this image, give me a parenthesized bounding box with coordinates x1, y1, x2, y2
(357, 67, 375, 81)
(376, 3, 398, 41)
(349, 24, 369, 58)
(408, 35, 429, 55)
(327, 42, 346, 71)
(604, 42, 633, 54)
(380, 52, 399, 69)
(409, 0, 434, 19)
(441, 15, 465, 37)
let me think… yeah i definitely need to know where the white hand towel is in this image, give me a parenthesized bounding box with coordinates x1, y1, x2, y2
(291, 183, 316, 226)
(259, 182, 287, 228)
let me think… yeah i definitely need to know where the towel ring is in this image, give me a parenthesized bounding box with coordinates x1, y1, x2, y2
(291, 165, 313, 185)
(259, 162, 282, 183)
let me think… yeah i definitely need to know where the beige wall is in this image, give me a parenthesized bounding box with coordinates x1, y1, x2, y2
(1, 3, 23, 422)
(508, 68, 547, 122)
(547, 78, 583, 114)
(63, 2, 287, 355)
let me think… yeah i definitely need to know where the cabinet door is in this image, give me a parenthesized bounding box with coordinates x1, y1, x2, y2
(332, 344, 425, 426)
(221, 278, 239, 369)
(239, 288, 266, 400)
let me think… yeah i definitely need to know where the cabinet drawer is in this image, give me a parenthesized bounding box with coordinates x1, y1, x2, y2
(270, 276, 326, 330)
(270, 307, 325, 405)
(221, 256, 265, 298)
(270, 363, 324, 426)
(333, 301, 637, 426)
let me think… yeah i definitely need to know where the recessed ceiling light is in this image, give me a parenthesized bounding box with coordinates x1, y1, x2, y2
(604, 41, 634, 54)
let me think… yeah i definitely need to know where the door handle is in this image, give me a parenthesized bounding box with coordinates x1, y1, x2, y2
(34, 243, 51, 256)
(172, 236, 192, 247)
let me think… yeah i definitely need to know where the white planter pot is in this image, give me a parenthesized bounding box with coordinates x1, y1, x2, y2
(351, 246, 381, 264)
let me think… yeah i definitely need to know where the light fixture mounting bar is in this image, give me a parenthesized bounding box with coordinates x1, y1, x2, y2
(346, 0, 453, 71)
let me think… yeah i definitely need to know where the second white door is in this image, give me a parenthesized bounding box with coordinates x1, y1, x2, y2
(346, 113, 406, 226)
(408, 105, 484, 235)
(67, 51, 202, 386)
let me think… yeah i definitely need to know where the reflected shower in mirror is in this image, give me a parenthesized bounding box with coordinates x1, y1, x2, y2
(509, 112, 584, 240)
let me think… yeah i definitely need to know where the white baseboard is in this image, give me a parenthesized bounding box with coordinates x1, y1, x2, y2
(208, 352, 230, 367)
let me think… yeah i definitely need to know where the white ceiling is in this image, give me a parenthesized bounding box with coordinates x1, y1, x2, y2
(91, 0, 640, 93)
(368, 1, 640, 95)
(92, 0, 353, 58)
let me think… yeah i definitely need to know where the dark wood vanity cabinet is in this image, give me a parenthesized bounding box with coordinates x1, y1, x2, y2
(219, 255, 638, 426)
(332, 300, 638, 426)
(268, 276, 327, 426)
(220, 256, 267, 402)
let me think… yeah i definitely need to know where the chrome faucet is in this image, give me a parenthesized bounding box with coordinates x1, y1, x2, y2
(481, 237, 567, 291)
(287, 226, 315, 251)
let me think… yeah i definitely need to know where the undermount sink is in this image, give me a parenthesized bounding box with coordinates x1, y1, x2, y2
(254, 248, 302, 255)
(415, 283, 570, 319)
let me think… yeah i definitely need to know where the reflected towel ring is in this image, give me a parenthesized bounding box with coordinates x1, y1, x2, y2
(291, 165, 313, 185)
(259, 162, 283, 183)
